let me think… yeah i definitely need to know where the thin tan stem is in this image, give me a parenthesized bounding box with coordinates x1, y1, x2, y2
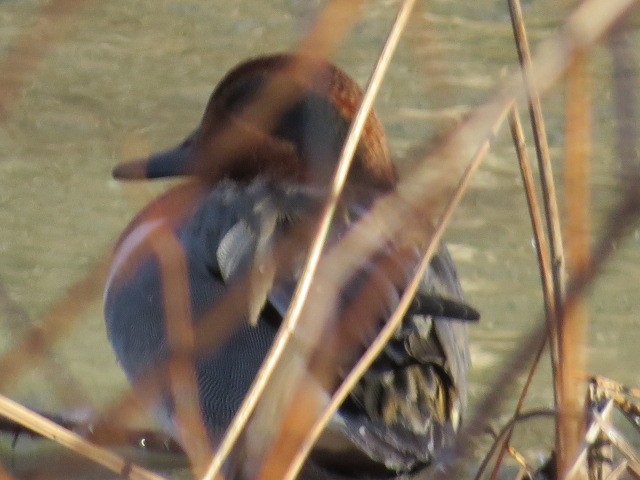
(564, 400, 613, 479)
(150, 226, 212, 476)
(490, 104, 558, 479)
(0, 0, 91, 122)
(508, 0, 566, 315)
(508, 0, 566, 470)
(0, 394, 166, 480)
(283, 100, 513, 480)
(279, 0, 637, 474)
(205, 0, 633, 475)
(0, 256, 111, 390)
(607, 17, 640, 190)
(439, 185, 640, 479)
(473, 409, 556, 480)
(0, 462, 16, 480)
(559, 51, 592, 478)
(200, 2, 415, 478)
(603, 461, 629, 480)
(509, 106, 557, 361)
(593, 412, 640, 477)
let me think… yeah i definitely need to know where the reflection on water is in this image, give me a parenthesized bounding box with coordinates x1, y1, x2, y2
(0, 0, 639, 477)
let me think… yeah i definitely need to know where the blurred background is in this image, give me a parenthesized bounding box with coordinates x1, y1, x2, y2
(0, 0, 638, 477)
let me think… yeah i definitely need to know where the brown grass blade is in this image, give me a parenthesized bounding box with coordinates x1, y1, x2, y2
(507, 0, 566, 321)
(0, 0, 91, 123)
(201, 2, 416, 478)
(559, 48, 592, 479)
(438, 186, 640, 478)
(592, 411, 640, 477)
(0, 393, 166, 480)
(280, 99, 513, 480)
(0, 256, 110, 390)
(489, 104, 557, 480)
(607, 17, 640, 190)
(253, 0, 639, 475)
(148, 226, 213, 476)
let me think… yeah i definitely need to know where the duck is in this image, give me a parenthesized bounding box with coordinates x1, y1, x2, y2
(104, 53, 475, 479)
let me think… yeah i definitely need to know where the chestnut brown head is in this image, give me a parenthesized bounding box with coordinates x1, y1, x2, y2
(113, 54, 397, 192)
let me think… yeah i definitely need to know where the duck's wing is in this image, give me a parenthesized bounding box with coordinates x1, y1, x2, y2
(186, 184, 477, 475)
(310, 239, 476, 475)
(183, 181, 323, 327)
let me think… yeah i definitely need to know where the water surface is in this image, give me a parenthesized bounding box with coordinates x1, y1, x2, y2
(0, 1, 638, 477)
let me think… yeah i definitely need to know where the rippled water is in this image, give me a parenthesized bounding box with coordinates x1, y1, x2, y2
(0, 0, 639, 478)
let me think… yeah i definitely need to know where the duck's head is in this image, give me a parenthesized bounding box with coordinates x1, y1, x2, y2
(113, 54, 397, 192)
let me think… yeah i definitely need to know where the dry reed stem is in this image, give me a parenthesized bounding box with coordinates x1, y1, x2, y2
(0, 454, 15, 480)
(0, 0, 364, 466)
(426, 2, 640, 463)
(260, 1, 419, 477)
(297, 0, 364, 59)
(85, 387, 182, 453)
(559, 50, 592, 479)
(438, 187, 640, 478)
(0, 0, 90, 122)
(606, 461, 629, 479)
(507, 0, 565, 467)
(507, 0, 566, 318)
(250, 0, 637, 476)
(506, 445, 534, 478)
(0, 393, 166, 480)
(201, 2, 416, 478)
(0, 0, 634, 477)
(116, 0, 365, 183)
(149, 226, 212, 476)
(473, 409, 556, 480)
(0, 282, 90, 409)
(281, 99, 513, 480)
(565, 399, 614, 479)
(607, 17, 640, 189)
(0, 256, 110, 390)
(0, 467, 14, 480)
(509, 106, 556, 323)
(489, 105, 557, 480)
(90, 210, 314, 456)
(592, 411, 640, 477)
